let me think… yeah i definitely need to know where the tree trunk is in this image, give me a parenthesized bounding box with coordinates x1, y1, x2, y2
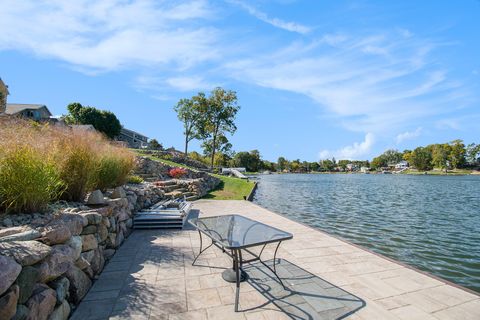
(184, 134, 189, 158)
(210, 135, 217, 170)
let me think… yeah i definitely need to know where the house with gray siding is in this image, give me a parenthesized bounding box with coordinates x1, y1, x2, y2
(116, 127, 149, 149)
(5, 104, 52, 121)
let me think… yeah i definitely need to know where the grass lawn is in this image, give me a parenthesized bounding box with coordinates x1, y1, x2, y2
(203, 175, 256, 200)
(403, 168, 473, 175)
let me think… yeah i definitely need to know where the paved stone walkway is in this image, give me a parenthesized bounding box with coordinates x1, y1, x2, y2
(72, 200, 480, 319)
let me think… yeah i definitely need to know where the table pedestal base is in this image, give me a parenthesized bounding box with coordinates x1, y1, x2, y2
(222, 268, 247, 283)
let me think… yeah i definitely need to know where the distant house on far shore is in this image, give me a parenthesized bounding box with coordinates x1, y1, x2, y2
(116, 127, 149, 149)
(5, 104, 52, 121)
(395, 161, 409, 170)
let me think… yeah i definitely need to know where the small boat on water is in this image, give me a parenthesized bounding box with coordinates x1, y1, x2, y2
(382, 171, 392, 174)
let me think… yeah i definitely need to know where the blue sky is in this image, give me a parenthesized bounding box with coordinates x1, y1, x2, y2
(1, 0, 479, 161)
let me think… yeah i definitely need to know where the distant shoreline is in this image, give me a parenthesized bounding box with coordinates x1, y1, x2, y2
(249, 169, 480, 176)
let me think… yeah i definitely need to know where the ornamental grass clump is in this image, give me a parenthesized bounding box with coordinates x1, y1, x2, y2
(0, 117, 136, 213)
(0, 145, 65, 213)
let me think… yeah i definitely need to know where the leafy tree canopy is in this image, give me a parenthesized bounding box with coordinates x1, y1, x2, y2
(65, 102, 121, 139)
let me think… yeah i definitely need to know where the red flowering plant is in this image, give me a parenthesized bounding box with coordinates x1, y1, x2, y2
(168, 167, 187, 179)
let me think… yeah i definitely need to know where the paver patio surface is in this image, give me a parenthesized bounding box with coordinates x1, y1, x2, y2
(72, 200, 480, 319)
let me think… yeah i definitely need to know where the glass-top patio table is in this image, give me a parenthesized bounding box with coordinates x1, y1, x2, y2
(189, 214, 293, 312)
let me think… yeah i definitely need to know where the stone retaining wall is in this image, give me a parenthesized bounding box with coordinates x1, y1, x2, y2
(0, 184, 164, 320)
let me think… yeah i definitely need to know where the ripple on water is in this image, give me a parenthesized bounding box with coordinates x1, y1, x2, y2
(253, 174, 480, 293)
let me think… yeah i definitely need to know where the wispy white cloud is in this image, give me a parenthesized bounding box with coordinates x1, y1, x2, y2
(225, 30, 468, 134)
(319, 133, 375, 160)
(396, 127, 422, 144)
(166, 76, 216, 91)
(0, 0, 217, 72)
(228, 0, 311, 34)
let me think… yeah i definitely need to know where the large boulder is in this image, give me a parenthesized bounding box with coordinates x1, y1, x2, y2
(65, 266, 91, 304)
(12, 304, 29, 320)
(103, 249, 115, 260)
(66, 236, 82, 261)
(48, 300, 70, 320)
(58, 214, 87, 236)
(0, 284, 19, 320)
(86, 190, 105, 205)
(81, 212, 102, 225)
(90, 248, 105, 275)
(0, 226, 32, 238)
(48, 277, 70, 304)
(0, 241, 51, 266)
(37, 245, 75, 283)
(114, 231, 124, 248)
(0, 255, 22, 295)
(81, 234, 98, 251)
(111, 186, 126, 199)
(40, 222, 71, 245)
(0, 229, 41, 242)
(26, 284, 56, 320)
(16, 266, 39, 304)
(80, 225, 97, 235)
(97, 224, 108, 243)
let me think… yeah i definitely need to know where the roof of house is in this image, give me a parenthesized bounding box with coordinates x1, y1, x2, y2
(120, 127, 149, 139)
(5, 104, 52, 116)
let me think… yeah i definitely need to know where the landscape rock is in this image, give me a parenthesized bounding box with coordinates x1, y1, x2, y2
(103, 249, 115, 260)
(80, 225, 97, 234)
(49, 277, 70, 304)
(3, 217, 13, 227)
(41, 222, 71, 245)
(12, 304, 29, 320)
(66, 236, 82, 261)
(111, 186, 126, 199)
(0, 226, 32, 238)
(126, 218, 133, 228)
(80, 250, 95, 264)
(0, 284, 19, 320)
(97, 224, 108, 242)
(37, 245, 75, 282)
(74, 256, 90, 270)
(90, 248, 105, 275)
(81, 234, 98, 251)
(0, 255, 22, 295)
(65, 266, 91, 304)
(81, 212, 102, 225)
(16, 266, 39, 304)
(86, 190, 105, 205)
(47, 300, 70, 320)
(0, 229, 42, 242)
(115, 231, 124, 248)
(59, 214, 86, 235)
(0, 241, 51, 266)
(26, 284, 56, 320)
(102, 216, 110, 228)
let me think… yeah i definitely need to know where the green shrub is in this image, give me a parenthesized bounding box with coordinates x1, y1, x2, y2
(93, 154, 134, 191)
(57, 139, 96, 202)
(0, 146, 65, 213)
(127, 175, 144, 184)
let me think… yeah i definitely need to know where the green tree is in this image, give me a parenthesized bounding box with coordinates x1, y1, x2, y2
(197, 88, 240, 169)
(149, 139, 163, 150)
(173, 95, 205, 156)
(371, 155, 387, 170)
(410, 147, 433, 171)
(337, 160, 350, 170)
(64, 103, 121, 139)
(319, 159, 335, 171)
(431, 144, 450, 173)
(383, 149, 403, 165)
(277, 157, 288, 171)
(448, 140, 466, 169)
(201, 133, 233, 166)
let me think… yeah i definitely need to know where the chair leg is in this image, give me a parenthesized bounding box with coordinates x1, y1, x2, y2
(233, 249, 241, 312)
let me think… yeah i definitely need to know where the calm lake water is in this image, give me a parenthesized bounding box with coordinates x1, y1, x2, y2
(253, 173, 480, 292)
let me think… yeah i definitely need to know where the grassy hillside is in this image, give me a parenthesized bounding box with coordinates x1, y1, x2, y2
(204, 175, 255, 200)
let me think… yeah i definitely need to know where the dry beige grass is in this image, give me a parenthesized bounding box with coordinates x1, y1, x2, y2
(0, 117, 135, 213)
